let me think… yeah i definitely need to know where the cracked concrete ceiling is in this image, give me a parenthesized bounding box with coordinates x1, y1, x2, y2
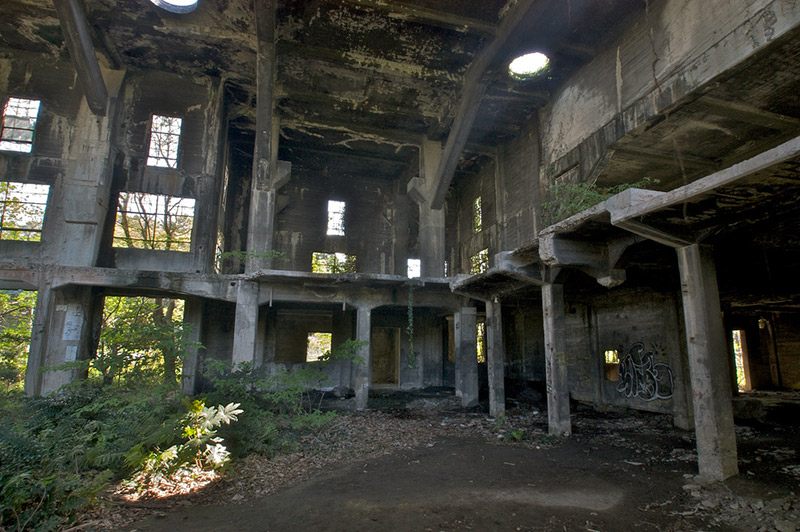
(2, 0, 643, 182)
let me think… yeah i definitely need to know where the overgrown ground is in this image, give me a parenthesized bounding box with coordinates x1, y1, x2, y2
(85, 395, 799, 532)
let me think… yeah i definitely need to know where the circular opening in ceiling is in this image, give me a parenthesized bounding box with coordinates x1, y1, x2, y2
(150, 0, 198, 14)
(508, 52, 550, 80)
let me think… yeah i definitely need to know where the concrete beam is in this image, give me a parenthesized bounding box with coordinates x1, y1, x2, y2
(429, 0, 554, 209)
(485, 299, 505, 418)
(538, 234, 632, 288)
(338, 0, 496, 36)
(454, 307, 479, 407)
(52, 0, 108, 116)
(676, 244, 738, 481)
(542, 282, 571, 436)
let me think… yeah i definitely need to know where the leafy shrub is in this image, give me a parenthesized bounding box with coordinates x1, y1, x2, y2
(541, 177, 659, 225)
(128, 399, 242, 489)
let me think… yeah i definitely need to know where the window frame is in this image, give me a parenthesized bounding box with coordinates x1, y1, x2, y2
(146, 114, 183, 169)
(0, 97, 42, 154)
(0, 181, 50, 242)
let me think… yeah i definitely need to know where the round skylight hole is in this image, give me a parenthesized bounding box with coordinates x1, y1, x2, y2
(508, 52, 550, 80)
(150, 0, 198, 14)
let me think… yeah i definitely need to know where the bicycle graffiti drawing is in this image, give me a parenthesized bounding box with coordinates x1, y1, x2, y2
(616, 342, 674, 401)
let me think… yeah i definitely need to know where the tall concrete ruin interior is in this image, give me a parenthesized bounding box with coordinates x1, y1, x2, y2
(2, 0, 800, 482)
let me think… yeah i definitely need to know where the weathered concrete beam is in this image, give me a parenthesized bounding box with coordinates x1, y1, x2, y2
(430, 0, 554, 209)
(52, 0, 108, 116)
(494, 251, 544, 286)
(694, 96, 800, 132)
(538, 234, 631, 288)
(610, 135, 800, 224)
(338, 0, 496, 36)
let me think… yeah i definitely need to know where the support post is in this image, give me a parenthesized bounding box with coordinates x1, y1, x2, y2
(232, 281, 259, 369)
(34, 286, 95, 395)
(354, 306, 372, 410)
(419, 205, 445, 277)
(246, 0, 277, 272)
(181, 298, 204, 395)
(676, 244, 738, 481)
(454, 307, 479, 407)
(542, 283, 571, 436)
(485, 299, 505, 418)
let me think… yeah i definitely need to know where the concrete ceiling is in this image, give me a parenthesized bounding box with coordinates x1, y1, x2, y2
(1, 0, 644, 182)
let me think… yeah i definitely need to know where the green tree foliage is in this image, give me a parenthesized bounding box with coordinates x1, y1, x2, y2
(0, 290, 35, 390)
(311, 252, 357, 274)
(113, 192, 193, 252)
(0, 181, 49, 242)
(94, 296, 190, 387)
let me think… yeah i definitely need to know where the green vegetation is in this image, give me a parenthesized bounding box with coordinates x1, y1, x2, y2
(0, 290, 35, 391)
(541, 177, 659, 226)
(0, 287, 365, 530)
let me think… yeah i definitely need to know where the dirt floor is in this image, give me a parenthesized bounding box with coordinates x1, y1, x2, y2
(112, 392, 799, 532)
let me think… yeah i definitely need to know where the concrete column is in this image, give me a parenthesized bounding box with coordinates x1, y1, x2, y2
(354, 306, 372, 409)
(33, 286, 95, 395)
(246, 0, 277, 272)
(231, 281, 259, 369)
(676, 244, 738, 481)
(485, 300, 505, 418)
(542, 284, 571, 436)
(419, 205, 445, 277)
(454, 307, 479, 407)
(181, 298, 204, 395)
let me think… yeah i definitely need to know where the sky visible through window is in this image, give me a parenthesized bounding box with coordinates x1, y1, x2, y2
(407, 258, 421, 278)
(1, 98, 41, 153)
(327, 200, 345, 236)
(147, 115, 182, 168)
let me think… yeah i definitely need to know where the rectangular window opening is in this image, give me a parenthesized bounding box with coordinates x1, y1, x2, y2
(0, 182, 49, 241)
(306, 332, 332, 362)
(604, 349, 620, 381)
(311, 251, 357, 273)
(113, 192, 195, 251)
(0, 97, 41, 153)
(470, 248, 489, 274)
(146, 115, 182, 168)
(473, 196, 482, 233)
(97, 295, 185, 383)
(476, 321, 486, 363)
(407, 258, 421, 278)
(327, 200, 346, 236)
(732, 330, 749, 392)
(0, 289, 37, 390)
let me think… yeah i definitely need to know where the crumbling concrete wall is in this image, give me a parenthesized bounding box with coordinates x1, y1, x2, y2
(273, 169, 404, 274)
(445, 159, 497, 274)
(503, 302, 546, 382)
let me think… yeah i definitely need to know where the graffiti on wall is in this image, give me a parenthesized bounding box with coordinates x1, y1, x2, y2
(616, 343, 674, 401)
